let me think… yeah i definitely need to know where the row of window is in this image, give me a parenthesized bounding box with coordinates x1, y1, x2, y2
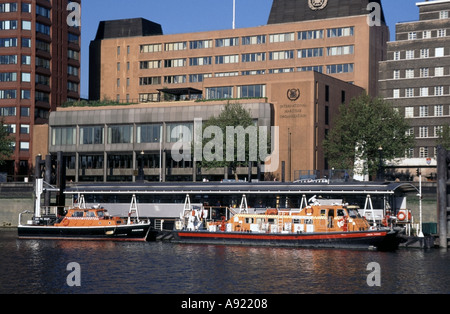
(403, 105, 449, 118)
(392, 86, 448, 98)
(404, 28, 448, 40)
(406, 147, 439, 159)
(51, 123, 195, 146)
(0, 106, 48, 119)
(136, 63, 353, 89)
(392, 47, 447, 60)
(138, 27, 354, 53)
(392, 66, 447, 79)
(412, 125, 447, 138)
(137, 45, 354, 71)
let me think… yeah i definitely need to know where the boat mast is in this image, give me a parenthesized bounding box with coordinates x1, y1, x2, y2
(34, 178, 43, 218)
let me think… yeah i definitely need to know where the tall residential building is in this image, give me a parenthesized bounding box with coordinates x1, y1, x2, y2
(0, 0, 81, 179)
(379, 0, 450, 179)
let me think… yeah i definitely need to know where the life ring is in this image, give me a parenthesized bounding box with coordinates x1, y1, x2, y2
(305, 207, 313, 216)
(397, 212, 407, 221)
(63, 219, 69, 226)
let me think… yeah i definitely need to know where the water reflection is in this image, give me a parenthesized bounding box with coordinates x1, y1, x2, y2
(1, 229, 449, 294)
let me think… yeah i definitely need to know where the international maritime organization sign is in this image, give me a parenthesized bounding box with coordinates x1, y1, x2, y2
(308, 0, 328, 11)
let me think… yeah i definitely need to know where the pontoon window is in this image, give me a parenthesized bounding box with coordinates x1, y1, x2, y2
(337, 209, 346, 216)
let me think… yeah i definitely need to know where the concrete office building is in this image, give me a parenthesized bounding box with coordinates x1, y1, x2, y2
(379, 0, 450, 179)
(44, 0, 388, 182)
(0, 0, 81, 179)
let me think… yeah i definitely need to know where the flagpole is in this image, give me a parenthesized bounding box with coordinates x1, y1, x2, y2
(232, 0, 236, 29)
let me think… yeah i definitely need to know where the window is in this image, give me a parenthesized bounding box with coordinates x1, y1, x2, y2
(0, 89, 16, 99)
(406, 50, 415, 59)
(21, 90, 30, 100)
(190, 40, 213, 49)
(435, 126, 444, 137)
(435, 86, 444, 96)
(215, 55, 239, 64)
(269, 50, 294, 60)
(420, 49, 429, 58)
(21, 3, 30, 13)
(0, 72, 17, 82)
(164, 75, 186, 84)
(238, 85, 266, 98)
(435, 105, 443, 117)
(420, 68, 429, 77)
(0, 3, 17, 12)
(242, 35, 266, 45)
(36, 5, 50, 18)
(419, 106, 428, 117)
(206, 86, 233, 99)
(21, 38, 31, 48)
(393, 70, 400, 79)
(405, 69, 414, 78)
(269, 32, 294, 43)
(22, 21, 31, 30)
(21, 73, 30, 82)
(189, 57, 212, 66)
(327, 45, 354, 56)
(20, 142, 29, 151)
(419, 147, 428, 158)
(0, 107, 16, 116)
(216, 37, 239, 47)
(0, 20, 18, 30)
(393, 51, 401, 60)
(136, 124, 162, 143)
(36, 23, 50, 35)
(80, 126, 104, 145)
(0, 55, 17, 64)
(435, 47, 445, 57)
(68, 49, 79, 60)
(68, 33, 79, 44)
(140, 60, 161, 69)
(20, 107, 29, 117)
(420, 87, 429, 97)
(440, 11, 449, 19)
(408, 32, 417, 40)
(0, 38, 17, 48)
(68, 65, 78, 76)
(51, 127, 76, 146)
(437, 29, 446, 37)
(22, 55, 31, 65)
(165, 42, 186, 51)
(20, 124, 29, 134)
(67, 81, 78, 92)
(164, 58, 186, 68)
(298, 66, 323, 73)
(140, 43, 162, 53)
(139, 76, 161, 86)
(419, 127, 428, 138)
(423, 30, 432, 39)
(298, 30, 323, 40)
(405, 107, 414, 118)
(242, 52, 266, 62)
(166, 123, 193, 143)
(405, 88, 414, 98)
(108, 125, 133, 144)
(435, 67, 444, 76)
(326, 63, 354, 74)
(298, 48, 323, 58)
(327, 27, 354, 38)
(393, 89, 400, 98)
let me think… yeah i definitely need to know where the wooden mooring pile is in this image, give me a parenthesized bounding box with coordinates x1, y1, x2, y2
(437, 145, 450, 248)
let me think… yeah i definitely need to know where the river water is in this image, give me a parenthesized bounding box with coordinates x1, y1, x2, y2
(0, 228, 449, 295)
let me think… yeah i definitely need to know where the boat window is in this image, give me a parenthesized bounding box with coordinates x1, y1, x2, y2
(73, 211, 84, 217)
(337, 209, 346, 217)
(97, 211, 105, 218)
(86, 211, 96, 217)
(347, 209, 361, 218)
(293, 218, 300, 224)
(245, 218, 254, 224)
(268, 218, 275, 224)
(305, 219, 313, 224)
(320, 209, 326, 216)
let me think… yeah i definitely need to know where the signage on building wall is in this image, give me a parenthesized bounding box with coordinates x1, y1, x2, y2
(308, 0, 328, 11)
(280, 88, 306, 119)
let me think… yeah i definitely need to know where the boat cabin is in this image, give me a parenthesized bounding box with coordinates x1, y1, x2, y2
(206, 205, 371, 234)
(55, 208, 125, 227)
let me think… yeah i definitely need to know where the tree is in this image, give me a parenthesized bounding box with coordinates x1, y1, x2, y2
(323, 94, 414, 179)
(0, 120, 13, 166)
(436, 125, 450, 150)
(196, 102, 268, 180)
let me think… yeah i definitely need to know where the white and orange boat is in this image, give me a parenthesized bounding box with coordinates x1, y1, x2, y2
(173, 195, 400, 251)
(18, 179, 152, 241)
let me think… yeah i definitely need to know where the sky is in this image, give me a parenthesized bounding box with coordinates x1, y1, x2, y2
(78, 0, 421, 99)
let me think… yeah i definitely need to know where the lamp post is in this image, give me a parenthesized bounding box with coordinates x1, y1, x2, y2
(377, 146, 383, 181)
